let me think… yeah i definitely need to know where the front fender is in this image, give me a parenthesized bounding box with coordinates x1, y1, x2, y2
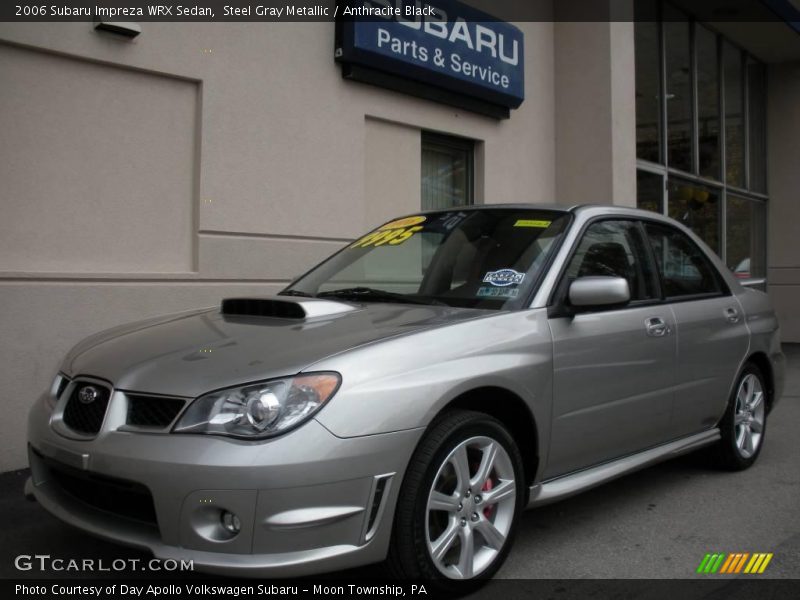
(310, 308, 554, 459)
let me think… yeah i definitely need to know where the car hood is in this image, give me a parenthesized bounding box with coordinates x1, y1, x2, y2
(63, 298, 490, 397)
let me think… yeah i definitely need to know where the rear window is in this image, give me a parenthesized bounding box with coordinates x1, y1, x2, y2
(644, 222, 724, 298)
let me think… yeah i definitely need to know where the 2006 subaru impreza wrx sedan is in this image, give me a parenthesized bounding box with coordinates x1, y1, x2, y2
(27, 205, 784, 586)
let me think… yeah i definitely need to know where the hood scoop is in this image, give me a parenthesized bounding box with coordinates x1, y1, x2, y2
(221, 296, 356, 320)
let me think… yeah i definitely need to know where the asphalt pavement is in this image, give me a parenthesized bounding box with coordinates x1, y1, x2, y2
(1, 346, 798, 582)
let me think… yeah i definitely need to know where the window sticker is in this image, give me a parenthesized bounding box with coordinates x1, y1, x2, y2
(435, 212, 468, 232)
(514, 219, 551, 228)
(477, 286, 520, 299)
(482, 269, 525, 287)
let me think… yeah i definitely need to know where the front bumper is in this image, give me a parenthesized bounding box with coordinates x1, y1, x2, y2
(27, 393, 423, 576)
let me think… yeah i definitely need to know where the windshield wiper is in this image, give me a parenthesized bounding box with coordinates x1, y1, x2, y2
(278, 289, 314, 298)
(317, 287, 446, 306)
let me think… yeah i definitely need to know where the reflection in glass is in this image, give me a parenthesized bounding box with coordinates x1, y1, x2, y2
(664, 11, 693, 173)
(726, 195, 766, 278)
(667, 178, 720, 254)
(696, 25, 720, 180)
(635, 18, 662, 163)
(637, 170, 664, 214)
(421, 136, 473, 211)
(747, 59, 767, 193)
(724, 42, 744, 187)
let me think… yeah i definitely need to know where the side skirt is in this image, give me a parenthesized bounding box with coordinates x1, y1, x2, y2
(527, 429, 720, 508)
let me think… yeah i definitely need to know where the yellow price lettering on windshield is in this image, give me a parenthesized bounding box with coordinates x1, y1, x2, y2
(379, 215, 426, 230)
(351, 226, 424, 248)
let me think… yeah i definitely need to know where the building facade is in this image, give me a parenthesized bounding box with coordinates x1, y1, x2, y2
(1, 0, 799, 471)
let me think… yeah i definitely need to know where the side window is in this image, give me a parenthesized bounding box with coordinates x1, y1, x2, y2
(644, 222, 723, 298)
(565, 220, 657, 302)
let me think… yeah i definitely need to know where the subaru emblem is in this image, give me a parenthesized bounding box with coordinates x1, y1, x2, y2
(78, 386, 98, 404)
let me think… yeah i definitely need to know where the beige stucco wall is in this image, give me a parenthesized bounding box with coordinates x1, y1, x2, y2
(554, 21, 637, 208)
(0, 21, 556, 471)
(0, 43, 198, 273)
(767, 63, 800, 343)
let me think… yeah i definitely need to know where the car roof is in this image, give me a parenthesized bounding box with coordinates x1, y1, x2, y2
(410, 203, 670, 221)
(413, 203, 573, 216)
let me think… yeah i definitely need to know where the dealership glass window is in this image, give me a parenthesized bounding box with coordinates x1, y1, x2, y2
(634, 4, 768, 280)
(635, 18, 662, 163)
(747, 58, 767, 193)
(667, 178, 720, 254)
(724, 41, 745, 188)
(664, 12, 693, 173)
(726, 195, 767, 279)
(421, 133, 474, 211)
(637, 170, 664, 213)
(696, 24, 721, 179)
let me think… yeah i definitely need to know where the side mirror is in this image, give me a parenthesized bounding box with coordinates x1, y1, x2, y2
(569, 276, 630, 308)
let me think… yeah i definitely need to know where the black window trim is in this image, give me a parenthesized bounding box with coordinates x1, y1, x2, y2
(517, 212, 575, 311)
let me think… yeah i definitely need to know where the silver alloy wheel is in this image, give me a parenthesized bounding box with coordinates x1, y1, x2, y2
(734, 373, 766, 459)
(425, 435, 516, 579)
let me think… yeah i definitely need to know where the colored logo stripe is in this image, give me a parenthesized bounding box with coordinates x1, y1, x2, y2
(725, 553, 749, 573)
(697, 553, 773, 574)
(697, 553, 726, 573)
(744, 553, 773, 573)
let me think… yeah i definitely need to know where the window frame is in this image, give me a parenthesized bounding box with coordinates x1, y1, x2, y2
(634, 2, 769, 283)
(420, 131, 475, 211)
(636, 7, 767, 193)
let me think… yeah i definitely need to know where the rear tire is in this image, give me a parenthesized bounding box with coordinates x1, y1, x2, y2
(387, 410, 524, 591)
(713, 363, 768, 471)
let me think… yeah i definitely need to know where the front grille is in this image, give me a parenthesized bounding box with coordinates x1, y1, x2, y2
(127, 395, 186, 428)
(62, 382, 111, 435)
(44, 456, 158, 526)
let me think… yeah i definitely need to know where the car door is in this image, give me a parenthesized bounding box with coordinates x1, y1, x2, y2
(545, 219, 676, 479)
(642, 222, 749, 438)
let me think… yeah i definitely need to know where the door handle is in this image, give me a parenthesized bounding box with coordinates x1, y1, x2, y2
(645, 317, 671, 337)
(724, 307, 740, 324)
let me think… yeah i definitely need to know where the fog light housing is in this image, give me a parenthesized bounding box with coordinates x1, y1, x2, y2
(220, 511, 241, 535)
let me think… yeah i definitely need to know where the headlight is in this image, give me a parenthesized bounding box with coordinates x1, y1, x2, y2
(173, 372, 341, 440)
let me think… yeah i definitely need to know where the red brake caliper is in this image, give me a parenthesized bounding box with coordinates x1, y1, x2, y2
(481, 477, 493, 518)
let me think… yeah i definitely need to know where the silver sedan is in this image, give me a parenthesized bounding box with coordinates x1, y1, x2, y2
(26, 205, 785, 588)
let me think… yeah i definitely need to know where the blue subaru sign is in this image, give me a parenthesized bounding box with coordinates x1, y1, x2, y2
(336, 0, 525, 113)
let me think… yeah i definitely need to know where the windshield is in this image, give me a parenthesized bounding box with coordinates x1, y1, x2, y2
(282, 209, 570, 310)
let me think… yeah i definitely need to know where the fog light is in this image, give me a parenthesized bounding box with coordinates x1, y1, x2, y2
(220, 511, 241, 535)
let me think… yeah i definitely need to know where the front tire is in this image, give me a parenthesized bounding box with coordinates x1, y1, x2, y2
(388, 410, 524, 590)
(714, 363, 768, 470)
